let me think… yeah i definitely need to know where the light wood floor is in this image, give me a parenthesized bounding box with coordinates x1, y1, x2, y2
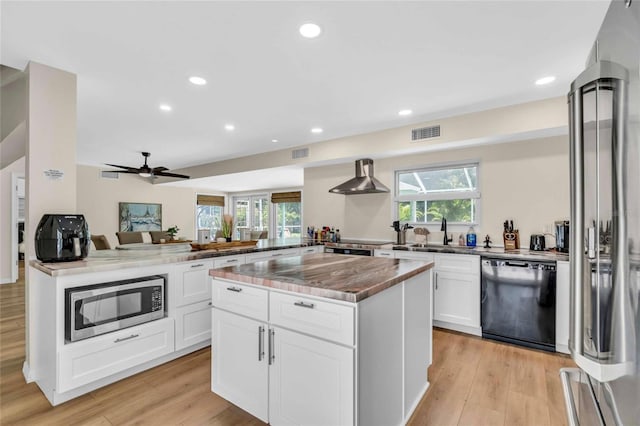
(1, 262, 574, 425)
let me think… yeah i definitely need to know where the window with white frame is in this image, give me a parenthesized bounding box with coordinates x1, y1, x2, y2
(196, 194, 224, 237)
(394, 162, 479, 225)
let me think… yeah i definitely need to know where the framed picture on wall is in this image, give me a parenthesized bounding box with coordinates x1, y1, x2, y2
(119, 202, 162, 231)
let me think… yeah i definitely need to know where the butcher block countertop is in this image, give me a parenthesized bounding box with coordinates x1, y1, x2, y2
(210, 252, 434, 303)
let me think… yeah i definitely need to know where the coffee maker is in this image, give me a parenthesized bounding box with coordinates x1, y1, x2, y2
(555, 220, 569, 253)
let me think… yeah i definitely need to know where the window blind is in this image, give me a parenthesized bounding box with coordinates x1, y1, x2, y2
(197, 194, 225, 207)
(271, 191, 301, 203)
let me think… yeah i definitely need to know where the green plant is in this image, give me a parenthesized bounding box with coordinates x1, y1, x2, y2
(221, 215, 233, 238)
(167, 226, 180, 239)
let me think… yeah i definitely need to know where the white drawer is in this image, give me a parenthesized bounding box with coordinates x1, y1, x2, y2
(58, 318, 174, 393)
(211, 279, 268, 322)
(394, 251, 435, 261)
(245, 248, 300, 263)
(374, 249, 394, 258)
(300, 246, 322, 255)
(173, 260, 213, 307)
(213, 255, 246, 268)
(434, 253, 480, 274)
(269, 292, 355, 346)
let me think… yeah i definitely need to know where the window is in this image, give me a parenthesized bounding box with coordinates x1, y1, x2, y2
(196, 194, 224, 237)
(271, 191, 302, 238)
(233, 194, 269, 239)
(395, 163, 479, 225)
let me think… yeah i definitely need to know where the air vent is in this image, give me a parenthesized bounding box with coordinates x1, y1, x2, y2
(292, 148, 309, 159)
(100, 171, 119, 179)
(411, 125, 441, 141)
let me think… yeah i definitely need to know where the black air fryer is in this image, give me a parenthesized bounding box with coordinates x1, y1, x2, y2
(35, 214, 90, 262)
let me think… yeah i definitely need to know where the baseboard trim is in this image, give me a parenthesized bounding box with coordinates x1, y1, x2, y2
(23, 361, 35, 383)
(1, 277, 16, 284)
(433, 320, 481, 336)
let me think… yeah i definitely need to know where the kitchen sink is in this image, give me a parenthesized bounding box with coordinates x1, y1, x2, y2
(392, 244, 478, 254)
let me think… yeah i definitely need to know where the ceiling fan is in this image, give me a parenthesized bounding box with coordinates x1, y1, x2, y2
(105, 152, 190, 179)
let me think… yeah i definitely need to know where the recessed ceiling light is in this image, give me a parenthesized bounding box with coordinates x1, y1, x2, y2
(224, 124, 235, 131)
(535, 76, 556, 86)
(299, 23, 322, 39)
(159, 104, 172, 112)
(311, 127, 323, 134)
(398, 109, 413, 116)
(189, 76, 207, 85)
(272, 139, 279, 143)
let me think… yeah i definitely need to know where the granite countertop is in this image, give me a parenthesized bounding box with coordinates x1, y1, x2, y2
(210, 252, 434, 303)
(31, 238, 322, 277)
(392, 244, 569, 261)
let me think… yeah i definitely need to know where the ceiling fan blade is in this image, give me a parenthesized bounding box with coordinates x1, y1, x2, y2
(105, 164, 141, 173)
(155, 171, 190, 179)
(152, 166, 168, 173)
(112, 170, 142, 175)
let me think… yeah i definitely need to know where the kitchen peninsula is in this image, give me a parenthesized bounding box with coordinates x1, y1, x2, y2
(210, 253, 434, 426)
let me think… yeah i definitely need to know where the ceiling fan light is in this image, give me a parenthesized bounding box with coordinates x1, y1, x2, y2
(139, 172, 152, 178)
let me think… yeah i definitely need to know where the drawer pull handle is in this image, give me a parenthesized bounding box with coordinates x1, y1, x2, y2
(114, 334, 139, 343)
(226, 286, 243, 293)
(380, 252, 391, 256)
(226, 259, 238, 263)
(272, 253, 283, 257)
(191, 263, 205, 268)
(208, 301, 212, 306)
(294, 301, 315, 309)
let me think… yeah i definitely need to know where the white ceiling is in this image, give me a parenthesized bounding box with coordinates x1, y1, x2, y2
(1, 1, 610, 190)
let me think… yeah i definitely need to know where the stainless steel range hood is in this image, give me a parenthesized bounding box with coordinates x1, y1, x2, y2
(329, 159, 390, 194)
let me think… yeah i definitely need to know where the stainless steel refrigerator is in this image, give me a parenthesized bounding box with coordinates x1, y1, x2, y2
(562, 0, 640, 425)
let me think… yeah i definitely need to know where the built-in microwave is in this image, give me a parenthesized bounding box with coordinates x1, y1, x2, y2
(65, 275, 165, 342)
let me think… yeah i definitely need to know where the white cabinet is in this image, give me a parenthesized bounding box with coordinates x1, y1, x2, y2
(556, 260, 570, 354)
(211, 309, 268, 422)
(245, 248, 300, 263)
(269, 326, 354, 426)
(432, 254, 481, 335)
(175, 300, 213, 350)
(58, 318, 174, 393)
(172, 260, 214, 350)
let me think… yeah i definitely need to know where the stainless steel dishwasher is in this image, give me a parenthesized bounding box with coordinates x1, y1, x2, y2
(481, 258, 556, 351)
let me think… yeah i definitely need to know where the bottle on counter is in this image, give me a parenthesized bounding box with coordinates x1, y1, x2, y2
(459, 234, 465, 246)
(466, 226, 477, 247)
(335, 229, 341, 242)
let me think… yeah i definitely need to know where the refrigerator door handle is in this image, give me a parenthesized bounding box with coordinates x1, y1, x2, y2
(559, 368, 580, 426)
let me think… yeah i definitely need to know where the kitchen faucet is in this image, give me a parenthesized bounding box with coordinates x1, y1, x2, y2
(441, 218, 453, 245)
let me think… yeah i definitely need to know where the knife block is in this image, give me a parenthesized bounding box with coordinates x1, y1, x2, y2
(503, 231, 520, 250)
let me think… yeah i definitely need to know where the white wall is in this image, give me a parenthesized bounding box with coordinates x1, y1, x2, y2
(0, 157, 25, 283)
(304, 135, 569, 247)
(76, 165, 218, 248)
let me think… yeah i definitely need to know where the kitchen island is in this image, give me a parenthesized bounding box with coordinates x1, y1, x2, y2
(210, 253, 434, 426)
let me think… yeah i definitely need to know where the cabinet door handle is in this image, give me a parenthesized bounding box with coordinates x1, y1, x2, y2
(379, 252, 391, 257)
(208, 301, 212, 306)
(435, 272, 438, 290)
(294, 301, 315, 309)
(258, 326, 265, 361)
(191, 263, 205, 268)
(268, 329, 275, 365)
(226, 286, 242, 293)
(114, 334, 139, 343)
